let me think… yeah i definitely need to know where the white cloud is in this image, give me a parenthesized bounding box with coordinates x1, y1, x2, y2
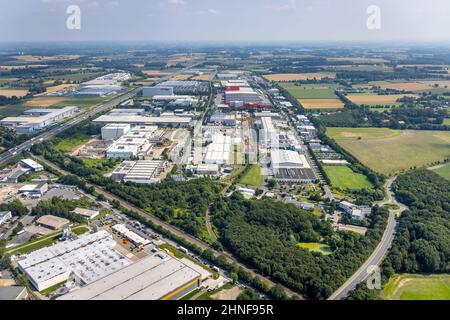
(167, 0, 186, 6)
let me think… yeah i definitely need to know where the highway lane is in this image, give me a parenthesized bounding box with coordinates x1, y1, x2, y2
(0, 62, 204, 165)
(328, 176, 408, 300)
(0, 89, 139, 164)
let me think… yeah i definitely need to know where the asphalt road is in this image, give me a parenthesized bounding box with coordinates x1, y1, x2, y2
(0, 89, 138, 164)
(0, 62, 204, 166)
(328, 176, 408, 300)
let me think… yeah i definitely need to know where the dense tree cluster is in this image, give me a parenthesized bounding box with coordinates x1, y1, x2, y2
(0, 127, 30, 149)
(32, 130, 222, 241)
(31, 197, 92, 223)
(383, 170, 450, 276)
(211, 193, 389, 299)
(0, 199, 29, 217)
(315, 96, 450, 131)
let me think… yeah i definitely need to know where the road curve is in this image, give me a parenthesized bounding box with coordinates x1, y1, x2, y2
(328, 176, 408, 300)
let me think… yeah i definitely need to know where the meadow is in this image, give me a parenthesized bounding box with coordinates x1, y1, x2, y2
(239, 164, 264, 187)
(383, 274, 450, 300)
(323, 165, 373, 190)
(297, 242, 332, 255)
(326, 128, 450, 175)
(431, 165, 450, 181)
(279, 83, 345, 110)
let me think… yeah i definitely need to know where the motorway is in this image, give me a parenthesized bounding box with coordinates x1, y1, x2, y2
(0, 62, 204, 166)
(0, 89, 139, 164)
(328, 176, 408, 300)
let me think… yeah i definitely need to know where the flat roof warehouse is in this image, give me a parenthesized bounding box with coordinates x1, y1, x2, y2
(58, 252, 210, 300)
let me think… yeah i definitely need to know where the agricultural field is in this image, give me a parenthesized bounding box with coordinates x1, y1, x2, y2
(24, 97, 67, 107)
(239, 164, 264, 187)
(170, 74, 191, 81)
(323, 165, 373, 190)
(355, 80, 450, 93)
(192, 74, 215, 81)
(326, 128, 450, 175)
(279, 83, 344, 110)
(299, 99, 345, 110)
(324, 65, 393, 72)
(264, 73, 336, 82)
(279, 83, 340, 98)
(0, 89, 29, 98)
(143, 70, 170, 77)
(346, 93, 418, 106)
(297, 242, 332, 255)
(431, 165, 450, 181)
(326, 57, 388, 64)
(55, 133, 91, 152)
(383, 274, 450, 300)
(51, 96, 112, 109)
(12, 54, 80, 62)
(0, 104, 33, 118)
(35, 83, 79, 96)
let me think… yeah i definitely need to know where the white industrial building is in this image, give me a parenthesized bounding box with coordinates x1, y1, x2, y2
(58, 251, 210, 300)
(18, 230, 130, 292)
(217, 73, 240, 80)
(112, 224, 151, 247)
(195, 164, 220, 175)
(18, 182, 48, 196)
(221, 80, 250, 88)
(111, 160, 167, 184)
(339, 201, 372, 221)
(106, 126, 157, 159)
(72, 208, 100, 220)
(271, 149, 310, 170)
(142, 86, 174, 97)
(94, 113, 192, 127)
(224, 87, 262, 105)
(0, 107, 78, 133)
(19, 159, 44, 172)
(260, 117, 278, 148)
(0, 211, 12, 225)
(101, 123, 131, 140)
(204, 134, 232, 165)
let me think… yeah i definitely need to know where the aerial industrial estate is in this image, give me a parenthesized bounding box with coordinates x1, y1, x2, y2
(0, 3, 449, 306)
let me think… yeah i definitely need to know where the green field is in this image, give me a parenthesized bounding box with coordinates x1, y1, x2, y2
(279, 83, 340, 99)
(53, 96, 111, 109)
(323, 165, 373, 190)
(55, 133, 91, 152)
(0, 104, 32, 118)
(384, 274, 450, 300)
(297, 242, 332, 255)
(239, 165, 264, 187)
(326, 128, 450, 175)
(431, 165, 450, 181)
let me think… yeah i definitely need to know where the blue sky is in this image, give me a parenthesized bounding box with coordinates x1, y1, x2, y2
(1, 0, 450, 42)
